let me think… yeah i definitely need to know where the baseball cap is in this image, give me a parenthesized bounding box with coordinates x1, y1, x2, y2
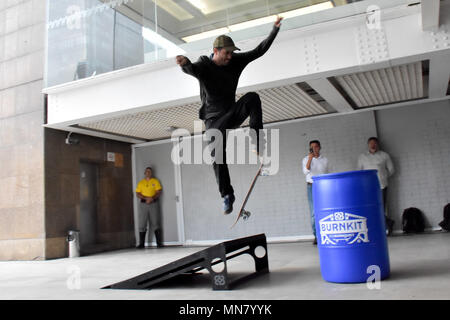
(213, 35, 240, 51)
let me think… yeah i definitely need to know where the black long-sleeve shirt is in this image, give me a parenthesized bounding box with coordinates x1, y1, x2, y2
(181, 26, 280, 120)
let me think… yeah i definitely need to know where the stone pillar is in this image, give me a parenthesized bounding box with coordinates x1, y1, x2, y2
(0, 0, 47, 260)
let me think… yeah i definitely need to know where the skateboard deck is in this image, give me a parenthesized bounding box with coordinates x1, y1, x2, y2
(230, 162, 265, 228)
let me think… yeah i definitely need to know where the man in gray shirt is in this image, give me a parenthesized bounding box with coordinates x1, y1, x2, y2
(357, 137, 395, 235)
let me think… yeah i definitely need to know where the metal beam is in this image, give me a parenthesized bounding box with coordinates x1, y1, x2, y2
(422, 0, 440, 31)
(307, 78, 354, 113)
(429, 53, 450, 98)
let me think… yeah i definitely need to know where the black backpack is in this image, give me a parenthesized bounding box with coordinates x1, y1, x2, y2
(402, 207, 425, 233)
(438, 203, 450, 231)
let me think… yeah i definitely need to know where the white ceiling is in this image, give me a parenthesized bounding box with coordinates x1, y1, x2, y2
(111, 0, 357, 40)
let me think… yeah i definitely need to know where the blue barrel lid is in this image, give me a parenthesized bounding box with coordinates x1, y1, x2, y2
(312, 169, 378, 181)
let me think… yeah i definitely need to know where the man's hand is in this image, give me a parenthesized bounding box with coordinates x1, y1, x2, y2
(274, 16, 283, 28)
(306, 150, 314, 170)
(176, 55, 188, 66)
(145, 197, 153, 204)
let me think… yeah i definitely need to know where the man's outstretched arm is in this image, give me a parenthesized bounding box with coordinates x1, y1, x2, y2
(176, 55, 201, 78)
(236, 16, 283, 63)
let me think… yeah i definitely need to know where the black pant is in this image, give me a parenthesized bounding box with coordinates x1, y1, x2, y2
(381, 187, 388, 213)
(382, 187, 394, 226)
(205, 92, 263, 198)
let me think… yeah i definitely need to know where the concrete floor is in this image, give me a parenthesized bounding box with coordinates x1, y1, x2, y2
(0, 232, 449, 300)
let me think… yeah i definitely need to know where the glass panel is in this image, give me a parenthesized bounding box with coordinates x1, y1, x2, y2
(45, 0, 404, 88)
(46, 0, 146, 87)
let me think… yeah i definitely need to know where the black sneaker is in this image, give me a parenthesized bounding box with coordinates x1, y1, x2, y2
(386, 218, 395, 236)
(223, 194, 235, 215)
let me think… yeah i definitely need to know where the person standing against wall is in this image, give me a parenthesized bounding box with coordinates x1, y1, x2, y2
(135, 167, 163, 248)
(357, 137, 395, 236)
(302, 140, 329, 245)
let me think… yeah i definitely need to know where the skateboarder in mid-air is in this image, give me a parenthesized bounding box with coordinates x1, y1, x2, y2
(176, 17, 283, 215)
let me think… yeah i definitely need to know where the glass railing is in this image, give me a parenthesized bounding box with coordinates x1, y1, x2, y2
(45, 0, 408, 88)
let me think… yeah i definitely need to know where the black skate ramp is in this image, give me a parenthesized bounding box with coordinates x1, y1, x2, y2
(102, 233, 269, 290)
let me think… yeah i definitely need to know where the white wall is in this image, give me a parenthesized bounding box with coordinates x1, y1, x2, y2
(133, 99, 450, 243)
(179, 111, 377, 242)
(375, 99, 450, 228)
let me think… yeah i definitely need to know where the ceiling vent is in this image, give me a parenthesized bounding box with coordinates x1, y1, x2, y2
(329, 61, 427, 109)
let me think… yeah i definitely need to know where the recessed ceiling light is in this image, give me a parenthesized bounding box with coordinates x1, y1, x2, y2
(182, 1, 334, 43)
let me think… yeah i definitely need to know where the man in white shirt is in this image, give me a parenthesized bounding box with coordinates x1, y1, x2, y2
(302, 140, 329, 245)
(357, 137, 395, 235)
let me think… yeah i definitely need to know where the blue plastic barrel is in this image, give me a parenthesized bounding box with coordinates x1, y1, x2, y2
(312, 170, 390, 283)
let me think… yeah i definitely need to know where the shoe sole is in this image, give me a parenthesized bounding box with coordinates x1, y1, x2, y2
(223, 196, 235, 215)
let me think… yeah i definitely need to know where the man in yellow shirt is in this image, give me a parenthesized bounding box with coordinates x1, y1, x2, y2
(135, 167, 163, 248)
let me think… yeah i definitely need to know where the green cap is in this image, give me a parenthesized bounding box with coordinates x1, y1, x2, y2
(213, 35, 240, 51)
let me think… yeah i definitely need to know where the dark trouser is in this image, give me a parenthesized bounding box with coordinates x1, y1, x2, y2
(381, 187, 388, 213)
(382, 187, 394, 230)
(205, 92, 263, 198)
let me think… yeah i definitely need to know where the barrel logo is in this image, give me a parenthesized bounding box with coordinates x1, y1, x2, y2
(319, 212, 369, 245)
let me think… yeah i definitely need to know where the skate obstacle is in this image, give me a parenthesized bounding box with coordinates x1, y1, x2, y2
(102, 233, 269, 290)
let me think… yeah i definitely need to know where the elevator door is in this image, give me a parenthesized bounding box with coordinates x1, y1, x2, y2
(80, 162, 99, 248)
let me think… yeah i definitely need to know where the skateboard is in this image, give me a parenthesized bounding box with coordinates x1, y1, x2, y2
(230, 162, 265, 229)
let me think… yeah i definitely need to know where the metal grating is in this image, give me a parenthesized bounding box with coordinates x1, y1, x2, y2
(79, 83, 328, 141)
(79, 102, 201, 141)
(333, 62, 425, 108)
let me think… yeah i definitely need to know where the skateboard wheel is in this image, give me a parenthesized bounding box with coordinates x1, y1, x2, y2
(243, 211, 251, 220)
